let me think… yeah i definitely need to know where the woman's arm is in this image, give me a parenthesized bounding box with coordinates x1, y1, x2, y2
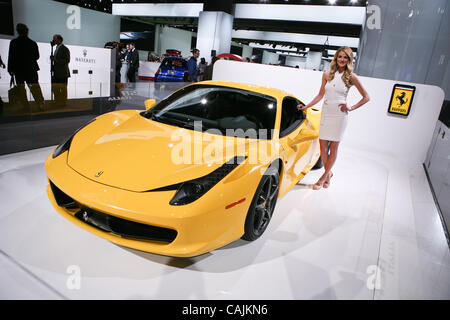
(297, 71, 328, 110)
(347, 73, 370, 111)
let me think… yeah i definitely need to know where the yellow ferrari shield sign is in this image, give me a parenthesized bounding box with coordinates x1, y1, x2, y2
(388, 84, 416, 116)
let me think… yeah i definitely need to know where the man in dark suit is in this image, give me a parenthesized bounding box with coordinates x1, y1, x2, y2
(126, 42, 139, 84)
(8, 23, 45, 111)
(51, 34, 70, 107)
(114, 42, 122, 83)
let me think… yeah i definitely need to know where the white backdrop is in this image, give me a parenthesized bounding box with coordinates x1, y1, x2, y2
(138, 61, 160, 80)
(0, 38, 111, 102)
(213, 60, 445, 166)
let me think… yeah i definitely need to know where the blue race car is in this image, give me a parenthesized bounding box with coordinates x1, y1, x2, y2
(154, 56, 188, 82)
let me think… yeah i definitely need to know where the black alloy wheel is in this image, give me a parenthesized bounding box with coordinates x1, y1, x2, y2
(242, 166, 280, 241)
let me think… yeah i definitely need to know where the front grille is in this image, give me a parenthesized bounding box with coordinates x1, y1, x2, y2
(49, 179, 178, 243)
(74, 208, 178, 243)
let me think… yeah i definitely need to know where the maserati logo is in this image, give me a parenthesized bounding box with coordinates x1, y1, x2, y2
(75, 49, 95, 63)
(95, 170, 104, 177)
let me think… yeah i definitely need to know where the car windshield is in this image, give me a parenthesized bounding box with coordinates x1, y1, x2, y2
(142, 85, 277, 139)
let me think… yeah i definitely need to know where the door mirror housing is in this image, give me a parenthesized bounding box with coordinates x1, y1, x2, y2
(288, 128, 319, 145)
(144, 99, 157, 111)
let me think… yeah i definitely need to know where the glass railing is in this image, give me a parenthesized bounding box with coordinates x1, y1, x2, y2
(0, 80, 189, 120)
(0, 81, 110, 119)
(0, 80, 195, 155)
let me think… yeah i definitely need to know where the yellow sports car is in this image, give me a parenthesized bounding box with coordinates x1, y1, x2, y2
(45, 81, 321, 257)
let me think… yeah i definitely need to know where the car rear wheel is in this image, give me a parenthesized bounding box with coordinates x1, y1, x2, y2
(242, 166, 280, 241)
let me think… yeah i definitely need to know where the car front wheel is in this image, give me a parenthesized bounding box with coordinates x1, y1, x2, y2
(242, 166, 280, 241)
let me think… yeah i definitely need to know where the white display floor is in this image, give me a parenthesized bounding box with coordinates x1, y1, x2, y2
(0, 145, 449, 299)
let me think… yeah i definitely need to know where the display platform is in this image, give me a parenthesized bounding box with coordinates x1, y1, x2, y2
(0, 144, 448, 299)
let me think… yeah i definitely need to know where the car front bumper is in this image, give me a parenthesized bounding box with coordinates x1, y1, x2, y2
(45, 152, 261, 257)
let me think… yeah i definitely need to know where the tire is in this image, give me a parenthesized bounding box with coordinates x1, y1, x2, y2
(242, 165, 280, 241)
(312, 156, 323, 170)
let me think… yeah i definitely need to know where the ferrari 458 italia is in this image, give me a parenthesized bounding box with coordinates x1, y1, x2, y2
(45, 81, 321, 257)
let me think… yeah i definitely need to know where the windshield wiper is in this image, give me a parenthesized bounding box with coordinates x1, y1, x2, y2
(153, 114, 195, 130)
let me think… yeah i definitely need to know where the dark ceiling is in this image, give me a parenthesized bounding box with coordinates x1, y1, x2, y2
(122, 16, 361, 37)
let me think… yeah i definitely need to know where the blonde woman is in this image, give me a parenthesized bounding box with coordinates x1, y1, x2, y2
(298, 46, 370, 190)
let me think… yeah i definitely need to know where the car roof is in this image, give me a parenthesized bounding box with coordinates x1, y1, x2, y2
(194, 80, 292, 99)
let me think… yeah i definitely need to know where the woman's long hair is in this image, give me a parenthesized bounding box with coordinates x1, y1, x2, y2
(328, 46, 354, 88)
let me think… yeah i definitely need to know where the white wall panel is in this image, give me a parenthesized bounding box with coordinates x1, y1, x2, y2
(241, 45, 253, 60)
(234, 4, 365, 25)
(159, 26, 194, 57)
(213, 60, 444, 166)
(262, 51, 279, 65)
(112, 3, 203, 17)
(285, 56, 306, 68)
(197, 11, 233, 64)
(12, 0, 120, 48)
(306, 51, 322, 70)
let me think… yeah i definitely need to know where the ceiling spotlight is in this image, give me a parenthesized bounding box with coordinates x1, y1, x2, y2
(328, 0, 337, 4)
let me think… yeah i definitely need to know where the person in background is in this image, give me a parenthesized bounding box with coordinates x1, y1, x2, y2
(126, 42, 139, 84)
(245, 57, 251, 62)
(51, 34, 70, 107)
(121, 43, 130, 62)
(8, 23, 45, 111)
(187, 48, 200, 82)
(197, 57, 207, 81)
(0, 54, 4, 114)
(114, 42, 122, 83)
(0, 54, 5, 70)
(297, 46, 370, 190)
(203, 56, 218, 81)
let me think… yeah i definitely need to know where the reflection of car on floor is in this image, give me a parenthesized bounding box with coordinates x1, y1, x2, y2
(154, 56, 187, 82)
(45, 81, 322, 257)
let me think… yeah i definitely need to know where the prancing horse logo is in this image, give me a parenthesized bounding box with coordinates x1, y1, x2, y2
(95, 171, 104, 177)
(396, 92, 408, 106)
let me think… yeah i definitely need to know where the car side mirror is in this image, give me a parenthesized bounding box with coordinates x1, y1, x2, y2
(288, 128, 318, 145)
(144, 99, 157, 111)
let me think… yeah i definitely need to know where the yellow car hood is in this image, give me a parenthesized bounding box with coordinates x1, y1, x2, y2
(67, 111, 259, 192)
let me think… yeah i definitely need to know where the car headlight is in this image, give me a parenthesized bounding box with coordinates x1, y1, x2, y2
(52, 134, 75, 158)
(52, 118, 96, 159)
(149, 156, 246, 206)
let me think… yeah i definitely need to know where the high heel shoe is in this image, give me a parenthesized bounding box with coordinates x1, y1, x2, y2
(312, 180, 324, 190)
(323, 173, 333, 189)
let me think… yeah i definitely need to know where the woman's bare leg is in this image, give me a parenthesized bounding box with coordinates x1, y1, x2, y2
(323, 141, 340, 186)
(313, 139, 331, 189)
(319, 140, 329, 169)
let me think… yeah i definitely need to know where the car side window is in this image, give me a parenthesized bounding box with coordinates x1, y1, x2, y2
(279, 97, 306, 138)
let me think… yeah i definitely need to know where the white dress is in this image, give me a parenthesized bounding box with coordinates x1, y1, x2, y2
(319, 71, 350, 141)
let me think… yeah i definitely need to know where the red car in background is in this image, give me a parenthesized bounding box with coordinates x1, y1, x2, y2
(166, 49, 182, 57)
(216, 53, 244, 62)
